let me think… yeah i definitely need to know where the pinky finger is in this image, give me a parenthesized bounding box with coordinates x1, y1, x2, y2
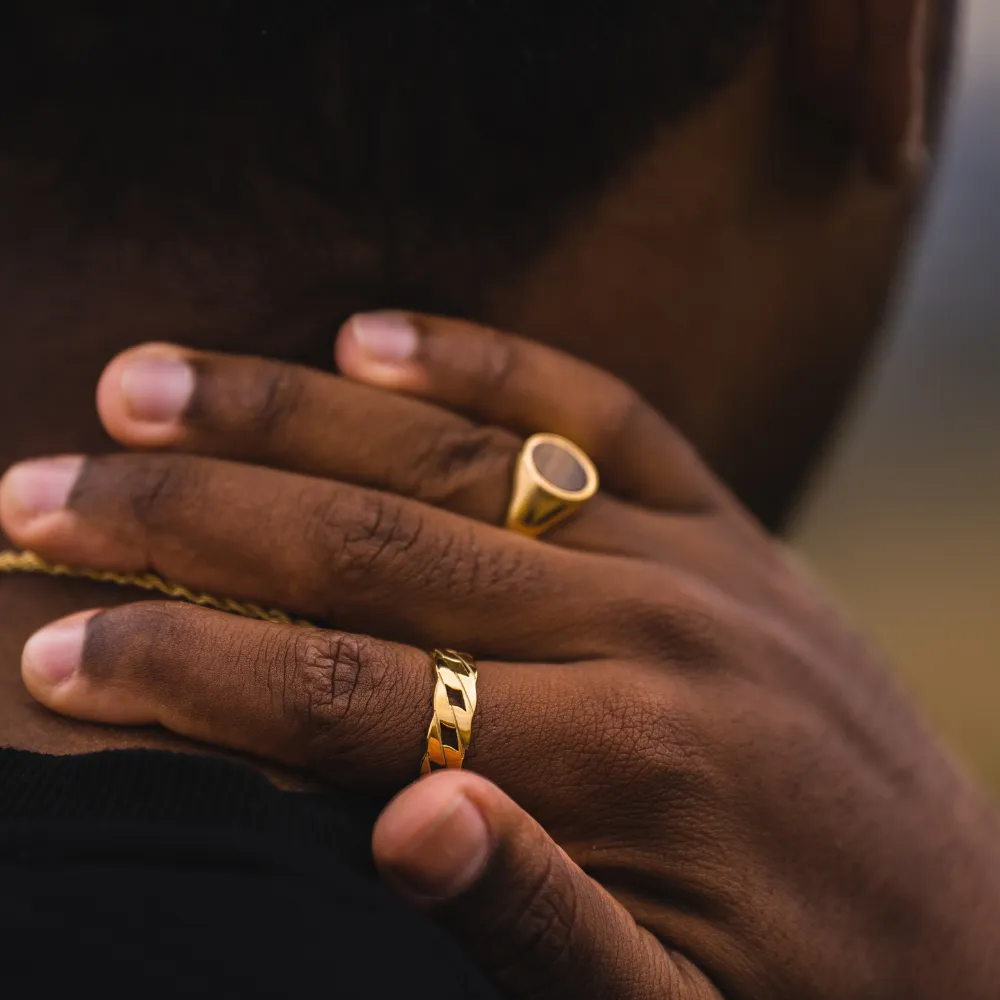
(336, 311, 732, 515)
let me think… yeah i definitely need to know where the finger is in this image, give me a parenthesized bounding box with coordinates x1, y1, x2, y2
(97, 342, 523, 525)
(335, 311, 732, 514)
(0, 453, 633, 658)
(373, 771, 712, 1000)
(96, 342, 687, 560)
(21, 603, 620, 810)
(20, 603, 438, 793)
(859, 0, 927, 181)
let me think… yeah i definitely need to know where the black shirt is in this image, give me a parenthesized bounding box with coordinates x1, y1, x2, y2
(0, 748, 499, 998)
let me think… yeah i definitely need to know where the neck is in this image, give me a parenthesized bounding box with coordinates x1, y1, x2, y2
(0, 176, 408, 469)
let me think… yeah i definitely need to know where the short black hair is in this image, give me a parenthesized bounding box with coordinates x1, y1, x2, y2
(2, 1, 774, 301)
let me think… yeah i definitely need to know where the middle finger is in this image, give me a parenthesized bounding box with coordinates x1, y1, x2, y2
(0, 452, 641, 660)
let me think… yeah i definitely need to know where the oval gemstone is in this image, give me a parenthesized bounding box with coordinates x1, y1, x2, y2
(533, 441, 588, 492)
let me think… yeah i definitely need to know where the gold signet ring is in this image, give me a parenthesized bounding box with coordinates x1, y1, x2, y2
(505, 433, 599, 538)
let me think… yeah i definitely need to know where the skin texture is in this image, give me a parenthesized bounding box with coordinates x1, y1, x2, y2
(4, 314, 1000, 999)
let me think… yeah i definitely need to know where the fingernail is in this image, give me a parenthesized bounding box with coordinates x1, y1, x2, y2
(3, 456, 83, 516)
(23, 618, 86, 686)
(376, 782, 492, 901)
(120, 356, 195, 424)
(350, 312, 419, 365)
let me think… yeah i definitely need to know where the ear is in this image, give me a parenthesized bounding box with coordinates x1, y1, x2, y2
(791, 0, 928, 183)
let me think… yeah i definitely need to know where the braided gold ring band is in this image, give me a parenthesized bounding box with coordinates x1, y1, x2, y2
(420, 650, 478, 776)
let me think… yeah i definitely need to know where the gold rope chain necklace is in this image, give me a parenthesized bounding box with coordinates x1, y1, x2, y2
(0, 549, 310, 627)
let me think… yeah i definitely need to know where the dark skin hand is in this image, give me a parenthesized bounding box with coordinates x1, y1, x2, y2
(0, 2, 984, 996)
(2, 310, 998, 1000)
(0, 0, 948, 782)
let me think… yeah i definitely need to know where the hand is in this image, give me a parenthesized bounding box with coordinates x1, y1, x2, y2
(2, 311, 998, 999)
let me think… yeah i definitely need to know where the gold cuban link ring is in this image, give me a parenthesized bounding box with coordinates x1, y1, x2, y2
(420, 649, 479, 776)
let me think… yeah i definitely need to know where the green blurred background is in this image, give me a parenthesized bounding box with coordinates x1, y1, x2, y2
(793, 0, 1000, 793)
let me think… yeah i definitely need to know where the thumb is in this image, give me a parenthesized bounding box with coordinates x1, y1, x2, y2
(372, 771, 711, 1000)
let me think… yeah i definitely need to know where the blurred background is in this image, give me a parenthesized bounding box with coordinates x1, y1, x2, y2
(793, 0, 999, 792)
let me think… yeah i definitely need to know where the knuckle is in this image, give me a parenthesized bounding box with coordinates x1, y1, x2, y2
(408, 424, 517, 508)
(299, 485, 513, 621)
(299, 630, 369, 726)
(284, 629, 413, 767)
(621, 580, 730, 669)
(125, 457, 189, 529)
(306, 489, 427, 588)
(462, 526, 534, 599)
(343, 492, 426, 580)
(420, 516, 541, 612)
(608, 681, 708, 794)
(234, 361, 304, 440)
(91, 454, 193, 531)
(71, 454, 190, 530)
(581, 668, 718, 832)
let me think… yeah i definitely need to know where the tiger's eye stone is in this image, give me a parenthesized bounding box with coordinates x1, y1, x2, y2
(533, 441, 588, 492)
